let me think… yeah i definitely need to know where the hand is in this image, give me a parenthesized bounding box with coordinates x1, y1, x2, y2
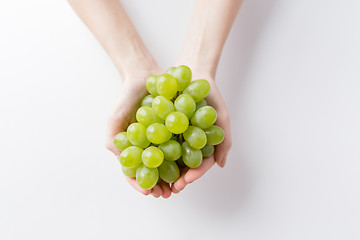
(172, 73, 232, 193)
(105, 71, 172, 199)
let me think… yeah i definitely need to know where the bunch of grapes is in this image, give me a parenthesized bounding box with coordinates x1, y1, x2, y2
(114, 65, 225, 190)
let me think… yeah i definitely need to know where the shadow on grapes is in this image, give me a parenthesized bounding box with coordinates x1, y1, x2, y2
(175, 0, 278, 217)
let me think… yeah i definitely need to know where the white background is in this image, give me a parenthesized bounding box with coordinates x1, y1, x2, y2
(1, 0, 359, 239)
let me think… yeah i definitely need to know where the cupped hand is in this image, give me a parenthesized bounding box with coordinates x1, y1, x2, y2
(172, 74, 232, 193)
(105, 72, 172, 199)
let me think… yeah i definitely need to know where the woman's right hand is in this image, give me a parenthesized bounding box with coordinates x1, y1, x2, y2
(105, 70, 172, 199)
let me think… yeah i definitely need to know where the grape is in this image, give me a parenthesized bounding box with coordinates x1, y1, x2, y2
(127, 123, 150, 148)
(165, 112, 189, 134)
(158, 140, 182, 161)
(152, 96, 175, 119)
(136, 106, 163, 127)
(122, 166, 137, 178)
(176, 158, 186, 168)
(136, 164, 159, 190)
(146, 123, 172, 144)
(182, 142, 202, 168)
(142, 146, 164, 168)
(191, 106, 217, 129)
(183, 79, 210, 102)
(169, 65, 192, 91)
(166, 67, 176, 75)
(174, 93, 196, 118)
(201, 145, 214, 158)
(113, 132, 132, 151)
(146, 75, 159, 96)
(158, 161, 180, 183)
(119, 146, 143, 168)
(196, 99, 207, 110)
(183, 126, 207, 149)
(156, 73, 178, 99)
(141, 95, 154, 107)
(204, 125, 225, 145)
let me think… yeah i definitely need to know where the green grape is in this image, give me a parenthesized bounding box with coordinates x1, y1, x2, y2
(113, 132, 132, 151)
(201, 145, 214, 158)
(156, 73, 178, 99)
(136, 164, 159, 190)
(145, 75, 159, 96)
(182, 142, 202, 168)
(174, 93, 196, 118)
(158, 140, 182, 161)
(176, 158, 187, 168)
(165, 112, 189, 134)
(166, 66, 176, 75)
(191, 106, 217, 129)
(136, 106, 163, 127)
(152, 96, 175, 119)
(196, 99, 207, 110)
(158, 161, 180, 183)
(204, 125, 225, 145)
(183, 126, 207, 149)
(119, 146, 143, 168)
(142, 146, 164, 168)
(146, 123, 172, 144)
(122, 166, 137, 178)
(183, 79, 210, 102)
(127, 123, 150, 148)
(141, 95, 154, 107)
(171, 65, 192, 91)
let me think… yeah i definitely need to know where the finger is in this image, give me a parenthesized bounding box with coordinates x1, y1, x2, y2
(125, 177, 151, 195)
(171, 184, 180, 194)
(214, 112, 232, 168)
(184, 156, 215, 183)
(151, 184, 162, 198)
(159, 181, 172, 199)
(173, 167, 189, 192)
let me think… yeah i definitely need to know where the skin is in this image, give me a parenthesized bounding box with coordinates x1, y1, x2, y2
(68, 0, 242, 197)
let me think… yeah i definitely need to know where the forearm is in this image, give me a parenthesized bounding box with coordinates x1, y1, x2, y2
(68, 0, 160, 79)
(177, 0, 242, 77)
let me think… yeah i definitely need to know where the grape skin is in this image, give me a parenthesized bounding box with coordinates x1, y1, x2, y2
(136, 164, 159, 190)
(182, 142, 203, 168)
(140, 95, 155, 107)
(183, 126, 207, 149)
(146, 75, 159, 96)
(119, 146, 143, 168)
(113, 132, 132, 151)
(204, 125, 225, 145)
(127, 123, 150, 148)
(146, 123, 172, 144)
(183, 79, 210, 102)
(158, 161, 180, 183)
(174, 93, 196, 119)
(165, 111, 189, 134)
(191, 106, 217, 129)
(142, 146, 164, 168)
(156, 73, 178, 99)
(122, 166, 137, 178)
(201, 145, 214, 158)
(152, 96, 175, 119)
(158, 140, 182, 161)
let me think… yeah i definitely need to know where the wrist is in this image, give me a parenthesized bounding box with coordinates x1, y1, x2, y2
(176, 53, 219, 79)
(116, 55, 162, 83)
(175, 59, 217, 80)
